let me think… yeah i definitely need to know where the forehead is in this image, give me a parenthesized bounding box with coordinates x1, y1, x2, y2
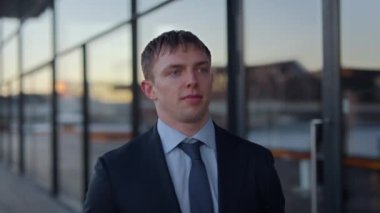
(157, 43, 207, 58)
(152, 49, 208, 75)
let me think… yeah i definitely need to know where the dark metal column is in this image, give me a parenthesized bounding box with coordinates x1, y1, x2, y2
(82, 44, 90, 200)
(226, 0, 245, 137)
(17, 24, 25, 174)
(6, 82, 11, 167)
(0, 23, 3, 161)
(131, 0, 140, 137)
(50, 0, 59, 196)
(322, 0, 343, 212)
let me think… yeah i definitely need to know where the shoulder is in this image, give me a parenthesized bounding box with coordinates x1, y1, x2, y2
(215, 125, 273, 160)
(100, 127, 156, 166)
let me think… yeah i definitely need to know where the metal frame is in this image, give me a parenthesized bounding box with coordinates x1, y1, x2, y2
(17, 22, 25, 175)
(131, 0, 140, 137)
(5, 81, 11, 167)
(322, 0, 343, 212)
(227, 0, 245, 137)
(50, 0, 58, 196)
(310, 119, 323, 213)
(81, 44, 90, 200)
(0, 21, 3, 160)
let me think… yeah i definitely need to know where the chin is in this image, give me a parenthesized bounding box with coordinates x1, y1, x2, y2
(181, 112, 208, 124)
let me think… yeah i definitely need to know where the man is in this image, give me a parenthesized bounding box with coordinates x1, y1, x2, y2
(83, 30, 285, 213)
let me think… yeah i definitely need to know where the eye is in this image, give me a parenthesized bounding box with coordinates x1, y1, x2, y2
(169, 69, 181, 77)
(198, 67, 210, 74)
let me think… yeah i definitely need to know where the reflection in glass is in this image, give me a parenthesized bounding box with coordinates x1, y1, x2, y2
(24, 67, 52, 191)
(244, 1, 322, 212)
(138, 0, 227, 129)
(1, 18, 19, 39)
(341, 0, 380, 211)
(57, 0, 130, 51)
(0, 85, 5, 161)
(138, 0, 167, 13)
(10, 80, 20, 173)
(3, 36, 18, 81)
(57, 49, 83, 208)
(23, 9, 52, 71)
(0, 86, 4, 160)
(88, 26, 132, 169)
(1, 83, 11, 165)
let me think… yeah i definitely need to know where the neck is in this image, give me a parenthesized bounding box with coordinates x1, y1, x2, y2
(159, 116, 210, 137)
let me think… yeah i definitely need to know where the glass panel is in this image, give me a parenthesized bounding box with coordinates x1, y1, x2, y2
(1, 83, 11, 165)
(57, 0, 130, 51)
(10, 79, 20, 173)
(1, 18, 19, 39)
(138, 0, 167, 13)
(0, 84, 5, 161)
(24, 67, 52, 190)
(138, 0, 227, 130)
(244, 1, 322, 212)
(341, 0, 380, 212)
(3, 36, 18, 81)
(23, 9, 53, 71)
(57, 49, 83, 208)
(88, 26, 132, 168)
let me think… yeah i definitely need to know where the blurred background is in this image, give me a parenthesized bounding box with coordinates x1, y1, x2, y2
(0, 0, 379, 212)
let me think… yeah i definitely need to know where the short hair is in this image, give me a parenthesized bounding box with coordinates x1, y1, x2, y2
(141, 30, 211, 80)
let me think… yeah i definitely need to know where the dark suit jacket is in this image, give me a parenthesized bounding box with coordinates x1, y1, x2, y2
(83, 124, 285, 213)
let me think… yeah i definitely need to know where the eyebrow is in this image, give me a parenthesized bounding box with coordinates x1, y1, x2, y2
(194, 61, 210, 66)
(164, 60, 210, 69)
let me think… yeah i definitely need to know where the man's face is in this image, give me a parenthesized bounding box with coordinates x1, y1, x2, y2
(141, 46, 213, 127)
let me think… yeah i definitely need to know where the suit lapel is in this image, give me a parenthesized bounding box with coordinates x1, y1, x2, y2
(142, 126, 181, 213)
(215, 125, 248, 213)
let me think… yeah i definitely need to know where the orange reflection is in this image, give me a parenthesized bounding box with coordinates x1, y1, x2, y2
(56, 81, 67, 95)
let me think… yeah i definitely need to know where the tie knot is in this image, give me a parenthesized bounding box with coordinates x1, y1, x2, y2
(178, 139, 203, 160)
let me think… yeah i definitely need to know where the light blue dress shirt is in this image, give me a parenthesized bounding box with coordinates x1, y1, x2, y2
(157, 118, 219, 213)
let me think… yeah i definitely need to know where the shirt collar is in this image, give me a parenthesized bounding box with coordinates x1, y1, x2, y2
(157, 118, 215, 154)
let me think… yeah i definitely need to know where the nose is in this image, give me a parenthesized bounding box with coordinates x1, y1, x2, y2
(186, 70, 198, 88)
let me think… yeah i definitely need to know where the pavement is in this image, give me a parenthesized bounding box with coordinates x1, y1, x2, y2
(0, 158, 379, 213)
(0, 165, 75, 213)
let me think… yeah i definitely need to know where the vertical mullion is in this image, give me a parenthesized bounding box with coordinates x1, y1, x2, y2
(322, 0, 343, 212)
(18, 25, 25, 175)
(50, 0, 59, 196)
(6, 82, 11, 167)
(82, 44, 90, 201)
(227, 0, 245, 137)
(131, 0, 140, 137)
(0, 25, 3, 161)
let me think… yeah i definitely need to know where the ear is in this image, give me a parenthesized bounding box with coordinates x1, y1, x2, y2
(140, 80, 157, 100)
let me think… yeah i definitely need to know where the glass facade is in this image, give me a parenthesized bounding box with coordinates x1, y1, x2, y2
(1, 18, 19, 39)
(138, 0, 169, 13)
(57, 49, 83, 207)
(2, 36, 18, 81)
(22, 9, 53, 71)
(0, 0, 379, 212)
(87, 26, 133, 170)
(244, 1, 322, 212)
(1, 83, 10, 165)
(24, 67, 52, 191)
(57, 0, 130, 51)
(341, 0, 380, 211)
(10, 79, 19, 173)
(0, 85, 4, 161)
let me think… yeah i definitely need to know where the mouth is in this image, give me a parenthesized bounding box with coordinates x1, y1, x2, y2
(181, 94, 203, 100)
